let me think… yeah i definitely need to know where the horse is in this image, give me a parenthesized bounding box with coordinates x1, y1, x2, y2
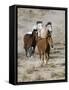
(36, 34, 53, 65)
(23, 29, 38, 57)
(37, 21, 52, 38)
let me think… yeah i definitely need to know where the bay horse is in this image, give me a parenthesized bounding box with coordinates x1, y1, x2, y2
(36, 34, 53, 65)
(23, 29, 38, 57)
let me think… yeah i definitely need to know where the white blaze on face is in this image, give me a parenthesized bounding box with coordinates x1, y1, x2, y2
(37, 23, 43, 37)
(37, 23, 43, 30)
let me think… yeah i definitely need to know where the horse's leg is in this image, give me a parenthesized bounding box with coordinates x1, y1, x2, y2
(25, 48, 30, 57)
(38, 47, 41, 60)
(47, 54, 49, 64)
(24, 46, 30, 57)
(26, 50, 27, 57)
(32, 46, 35, 54)
(28, 47, 33, 57)
(48, 46, 50, 58)
(39, 52, 41, 60)
(40, 53, 44, 66)
(39, 52, 44, 66)
(26, 48, 29, 57)
(42, 53, 44, 64)
(46, 47, 50, 63)
(25, 48, 27, 57)
(45, 53, 49, 64)
(44, 52, 46, 64)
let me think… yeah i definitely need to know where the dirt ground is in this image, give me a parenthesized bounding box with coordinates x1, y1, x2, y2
(17, 8, 65, 82)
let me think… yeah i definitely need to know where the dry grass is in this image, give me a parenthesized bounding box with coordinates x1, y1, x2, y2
(17, 8, 65, 82)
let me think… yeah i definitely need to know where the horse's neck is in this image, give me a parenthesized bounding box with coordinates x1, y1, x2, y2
(32, 34, 35, 40)
(46, 38, 49, 46)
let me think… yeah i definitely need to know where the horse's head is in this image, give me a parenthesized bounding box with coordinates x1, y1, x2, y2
(45, 22, 52, 34)
(32, 29, 38, 40)
(36, 21, 43, 30)
(47, 35, 53, 48)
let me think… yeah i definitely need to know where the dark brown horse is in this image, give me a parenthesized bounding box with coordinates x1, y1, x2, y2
(36, 34, 53, 64)
(23, 29, 38, 57)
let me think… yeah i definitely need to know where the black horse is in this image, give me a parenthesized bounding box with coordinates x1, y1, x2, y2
(23, 29, 38, 57)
